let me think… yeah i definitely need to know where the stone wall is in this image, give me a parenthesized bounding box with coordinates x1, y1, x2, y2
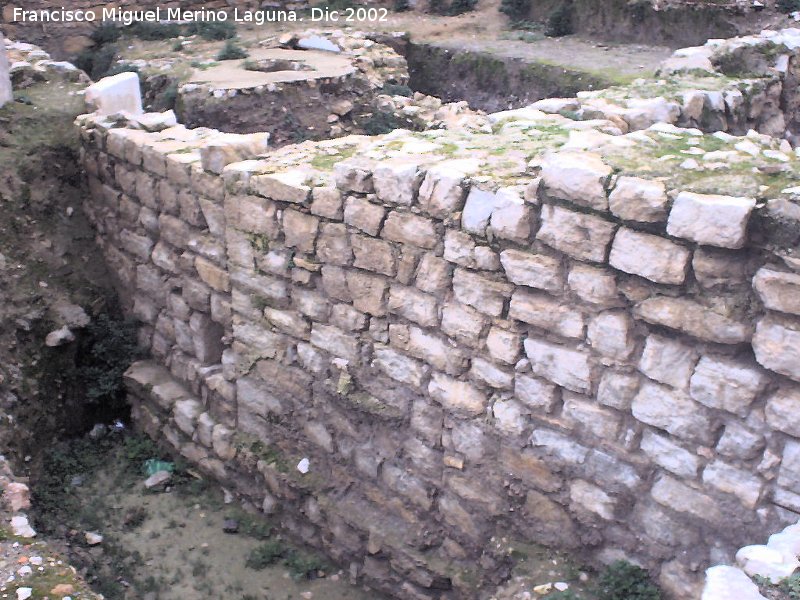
(74, 29, 800, 600)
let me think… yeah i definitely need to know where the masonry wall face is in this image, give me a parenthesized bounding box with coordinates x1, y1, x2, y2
(77, 115, 800, 598)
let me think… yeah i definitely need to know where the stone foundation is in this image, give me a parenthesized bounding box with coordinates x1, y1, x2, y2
(75, 28, 800, 600)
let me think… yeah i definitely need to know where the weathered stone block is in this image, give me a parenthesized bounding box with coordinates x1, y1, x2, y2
(330, 304, 367, 332)
(500, 249, 564, 292)
(250, 170, 310, 204)
(310, 323, 360, 362)
(343, 196, 385, 235)
(541, 151, 612, 211)
(562, 393, 621, 440)
(382, 211, 437, 249)
(753, 315, 800, 381)
(635, 297, 751, 344)
(515, 374, 559, 411)
(570, 479, 615, 519)
(509, 290, 586, 339)
(608, 176, 669, 222)
(716, 422, 765, 461)
(765, 386, 800, 438)
(639, 335, 697, 389)
(499, 447, 561, 492)
(492, 399, 528, 435)
(523, 339, 593, 393)
(173, 398, 202, 436)
(754, 268, 800, 316)
(428, 372, 487, 416)
(462, 188, 496, 236)
(441, 302, 487, 345)
(530, 429, 589, 465)
(373, 345, 429, 387)
(537, 204, 616, 263)
(702, 461, 763, 508)
(334, 160, 373, 193)
(631, 381, 715, 444)
(388, 285, 439, 327)
(568, 264, 618, 305)
(651, 475, 721, 522)
(490, 188, 534, 242)
(310, 186, 343, 219)
(666, 191, 756, 249)
(415, 254, 451, 295)
(264, 307, 310, 339)
(640, 430, 700, 478)
(418, 164, 467, 218)
(346, 270, 388, 316)
(587, 312, 635, 360)
(471, 358, 514, 390)
(597, 370, 639, 410)
(282, 209, 318, 254)
(195, 256, 230, 292)
(373, 160, 424, 206)
(452, 268, 512, 317)
(226, 195, 278, 236)
(390, 324, 469, 375)
(486, 327, 521, 364)
(352, 235, 396, 276)
(693, 248, 748, 289)
(609, 228, 690, 285)
(689, 356, 768, 416)
(316, 223, 353, 266)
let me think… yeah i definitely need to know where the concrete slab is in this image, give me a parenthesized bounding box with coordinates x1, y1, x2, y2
(84, 71, 143, 115)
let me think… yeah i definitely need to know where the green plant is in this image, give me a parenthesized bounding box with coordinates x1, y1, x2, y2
(74, 44, 119, 80)
(77, 313, 142, 409)
(545, 1, 574, 37)
(595, 561, 661, 600)
(129, 22, 183, 40)
(449, 0, 478, 14)
(187, 21, 237, 41)
(394, 0, 411, 11)
(499, 0, 530, 22)
(91, 23, 122, 45)
(361, 110, 415, 135)
(383, 83, 413, 97)
(216, 40, 249, 61)
(284, 550, 328, 580)
(778, 0, 800, 13)
(428, 0, 448, 14)
(171, 40, 184, 51)
(245, 540, 288, 570)
(780, 573, 800, 599)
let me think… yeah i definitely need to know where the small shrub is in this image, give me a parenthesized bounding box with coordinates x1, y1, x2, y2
(394, 0, 411, 11)
(171, 40, 184, 51)
(780, 573, 800, 599)
(187, 20, 237, 41)
(428, 0, 448, 15)
(383, 83, 413, 97)
(129, 22, 183, 41)
(499, 0, 531, 22)
(104, 63, 140, 77)
(246, 540, 288, 570)
(449, 0, 478, 15)
(75, 44, 119, 80)
(595, 561, 661, 600)
(91, 23, 122, 45)
(77, 314, 142, 408)
(545, 1, 574, 37)
(361, 110, 414, 135)
(778, 0, 800, 13)
(284, 551, 328, 580)
(216, 40, 248, 61)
